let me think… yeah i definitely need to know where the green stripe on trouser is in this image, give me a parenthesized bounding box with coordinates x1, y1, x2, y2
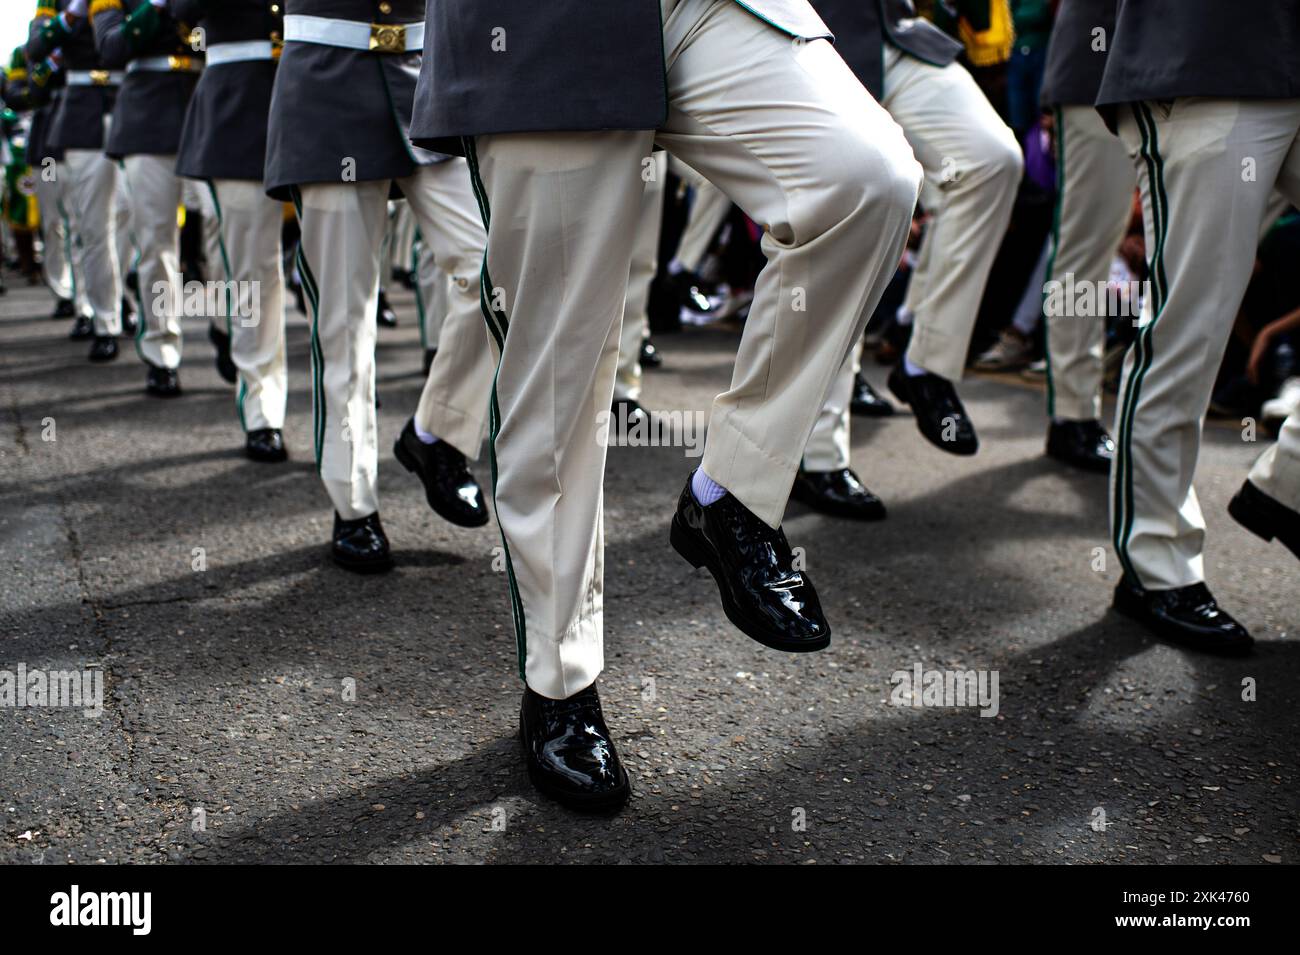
(1042, 105, 1064, 416)
(462, 136, 528, 681)
(206, 181, 246, 432)
(1112, 103, 1170, 584)
(289, 187, 326, 472)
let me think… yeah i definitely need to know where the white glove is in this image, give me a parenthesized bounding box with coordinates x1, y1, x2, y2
(66, 0, 88, 16)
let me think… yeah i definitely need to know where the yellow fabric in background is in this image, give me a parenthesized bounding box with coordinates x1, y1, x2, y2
(959, 0, 1014, 67)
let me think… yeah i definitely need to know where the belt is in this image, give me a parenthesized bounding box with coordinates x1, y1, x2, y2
(282, 15, 424, 53)
(126, 55, 203, 74)
(65, 69, 124, 87)
(204, 40, 277, 68)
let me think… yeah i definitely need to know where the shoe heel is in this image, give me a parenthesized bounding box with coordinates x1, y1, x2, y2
(393, 437, 417, 474)
(669, 515, 707, 569)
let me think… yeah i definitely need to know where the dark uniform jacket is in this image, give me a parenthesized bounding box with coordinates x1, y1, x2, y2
(264, 0, 443, 199)
(810, 0, 963, 100)
(8, 45, 65, 164)
(174, 0, 281, 181)
(28, 1, 118, 152)
(1039, 0, 1114, 108)
(92, 0, 203, 158)
(409, 0, 834, 151)
(1097, 0, 1300, 107)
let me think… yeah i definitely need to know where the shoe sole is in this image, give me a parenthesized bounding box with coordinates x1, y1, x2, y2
(1045, 446, 1111, 475)
(790, 488, 887, 522)
(246, 450, 288, 463)
(1112, 590, 1253, 658)
(525, 761, 631, 813)
(669, 515, 830, 653)
(393, 437, 489, 528)
(1229, 488, 1300, 560)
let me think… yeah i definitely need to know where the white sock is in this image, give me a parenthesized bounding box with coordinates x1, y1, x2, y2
(903, 354, 928, 377)
(667, 258, 687, 275)
(691, 468, 727, 505)
(414, 424, 439, 445)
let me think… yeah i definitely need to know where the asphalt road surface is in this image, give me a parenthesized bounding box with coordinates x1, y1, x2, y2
(1, 278, 1295, 864)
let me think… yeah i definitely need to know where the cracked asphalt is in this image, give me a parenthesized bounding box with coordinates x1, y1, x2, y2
(1, 277, 1295, 865)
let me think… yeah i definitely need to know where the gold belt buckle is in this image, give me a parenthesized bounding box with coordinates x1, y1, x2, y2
(369, 22, 406, 53)
(89, 69, 110, 86)
(167, 55, 194, 72)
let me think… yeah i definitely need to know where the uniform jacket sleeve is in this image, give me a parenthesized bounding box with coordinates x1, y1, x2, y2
(92, 0, 164, 69)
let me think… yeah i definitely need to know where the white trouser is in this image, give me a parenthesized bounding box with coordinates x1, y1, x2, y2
(208, 179, 287, 432)
(614, 151, 667, 403)
(294, 158, 487, 519)
(414, 238, 449, 351)
(114, 167, 134, 286)
(390, 200, 416, 274)
(1043, 104, 1134, 421)
(121, 154, 184, 369)
(33, 171, 75, 304)
(1249, 410, 1300, 515)
(889, 49, 1023, 381)
(468, 0, 920, 699)
(1112, 98, 1300, 589)
(183, 178, 224, 331)
(675, 170, 731, 271)
(805, 49, 1021, 469)
(62, 149, 123, 336)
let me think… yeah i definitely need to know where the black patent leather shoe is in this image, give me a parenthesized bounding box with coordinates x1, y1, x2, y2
(1113, 577, 1253, 657)
(393, 419, 489, 527)
(1046, 419, 1114, 474)
(209, 324, 237, 384)
(376, 291, 398, 328)
(68, 314, 94, 340)
(1229, 479, 1300, 560)
(422, 347, 437, 376)
(791, 468, 886, 521)
(145, 363, 181, 398)
(121, 297, 138, 336)
(609, 397, 648, 441)
(87, 335, 118, 363)
(887, 363, 978, 455)
(331, 511, 393, 574)
(850, 374, 894, 417)
(639, 337, 663, 369)
(246, 428, 288, 463)
(670, 475, 830, 651)
(520, 683, 630, 812)
(52, 297, 76, 319)
(671, 270, 715, 314)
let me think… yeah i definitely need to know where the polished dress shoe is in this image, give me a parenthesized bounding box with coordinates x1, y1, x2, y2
(887, 363, 978, 455)
(670, 475, 830, 651)
(1046, 419, 1114, 474)
(87, 335, 118, 362)
(609, 397, 648, 439)
(1113, 576, 1253, 657)
(393, 419, 489, 527)
(145, 363, 181, 398)
(520, 684, 630, 811)
(639, 337, 663, 369)
(791, 468, 886, 521)
(671, 269, 715, 314)
(246, 428, 288, 463)
(331, 511, 393, 573)
(850, 373, 895, 417)
(209, 325, 237, 384)
(121, 297, 139, 336)
(422, 347, 438, 376)
(1229, 479, 1300, 560)
(52, 297, 76, 319)
(376, 290, 398, 328)
(69, 315, 94, 340)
